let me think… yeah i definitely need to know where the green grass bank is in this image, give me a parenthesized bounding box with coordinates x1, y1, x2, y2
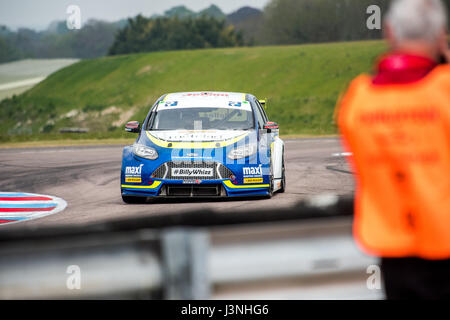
(0, 41, 386, 143)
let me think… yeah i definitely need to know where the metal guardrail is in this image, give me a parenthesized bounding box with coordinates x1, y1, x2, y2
(59, 128, 89, 133)
(0, 194, 376, 299)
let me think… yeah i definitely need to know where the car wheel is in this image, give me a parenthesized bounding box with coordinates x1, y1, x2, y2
(268, 175, 274, 198)
(121, 195, 147, 204)
(279, 154, 286, 193)
(267, 159, 274, 198)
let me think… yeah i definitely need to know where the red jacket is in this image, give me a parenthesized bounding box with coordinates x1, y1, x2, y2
(372, 53, 437, 85)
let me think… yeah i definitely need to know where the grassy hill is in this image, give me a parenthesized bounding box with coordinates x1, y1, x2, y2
(0, 40, 385, 142)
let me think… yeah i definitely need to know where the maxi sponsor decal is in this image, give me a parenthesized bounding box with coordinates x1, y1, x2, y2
(125, 164, 143, 183)
(0, 192, 67, 225)
(242, 164, 263, 177)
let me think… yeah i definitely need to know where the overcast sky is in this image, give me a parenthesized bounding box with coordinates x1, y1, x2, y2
(0, 0, 271, 30)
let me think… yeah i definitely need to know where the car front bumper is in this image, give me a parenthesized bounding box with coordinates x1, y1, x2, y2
(121, 179, 270, 198)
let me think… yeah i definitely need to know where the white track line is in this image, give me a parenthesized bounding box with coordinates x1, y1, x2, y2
(331, 152, 353, 157)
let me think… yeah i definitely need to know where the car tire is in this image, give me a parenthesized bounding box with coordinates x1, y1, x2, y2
(121, 195, 147, 204)
(267, 158, 274, 198)
(268, 175, 274, 198)
(279, 153, 286, 193)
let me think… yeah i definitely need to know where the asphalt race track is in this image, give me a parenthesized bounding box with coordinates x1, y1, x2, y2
(0, 137, 376, 299)
(0, 138, 354, 229)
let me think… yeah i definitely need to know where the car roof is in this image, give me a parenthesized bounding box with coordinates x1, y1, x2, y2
(164, 91, 249, 101)
(156, 91, 253, 111)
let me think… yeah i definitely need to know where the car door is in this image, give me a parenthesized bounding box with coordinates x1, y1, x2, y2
(253, 98, 269, 146)
(254, 98, 284, 185)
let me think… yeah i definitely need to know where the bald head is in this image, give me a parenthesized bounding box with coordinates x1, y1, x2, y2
(386, 0, 447, 43)
(384, 0, 448, 60)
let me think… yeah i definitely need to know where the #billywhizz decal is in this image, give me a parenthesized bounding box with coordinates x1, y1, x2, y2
(171, 168, 214, 177)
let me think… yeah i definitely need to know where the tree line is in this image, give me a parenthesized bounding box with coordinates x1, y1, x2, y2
(108, 0, 450, 56)
(259, 0, 390, 44)
(0, 20, 123, 63)
(108, 15, 243, 55)
(1, 0, 450, 62)
(253, 0, 450, 45)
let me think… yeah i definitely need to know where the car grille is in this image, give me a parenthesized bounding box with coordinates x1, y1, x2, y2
(165, 184, 222, 197)
(151, 161, 233, 180)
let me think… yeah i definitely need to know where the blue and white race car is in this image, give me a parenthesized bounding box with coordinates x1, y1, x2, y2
(121, 91, 285, 203)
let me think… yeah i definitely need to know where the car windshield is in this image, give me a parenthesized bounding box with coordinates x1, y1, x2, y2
(148, 107, 254, 130)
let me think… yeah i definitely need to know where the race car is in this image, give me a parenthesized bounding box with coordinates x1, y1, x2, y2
(120, 91, 285, 203)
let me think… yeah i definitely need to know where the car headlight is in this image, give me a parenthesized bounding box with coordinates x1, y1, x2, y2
(227, 144, 257, 160)
(133, 144, 158, 160)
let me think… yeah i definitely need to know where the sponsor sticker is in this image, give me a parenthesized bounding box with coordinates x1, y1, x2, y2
(125, 164, 144, 175)
(182, 179, 202, 184)
(125, 177, 142, 183)
(125, 164, 143, 176)
(228, 101, 242, 107)
(172, 168, 214, 177)
(183, 92, 229, 97)
(244, 178, 264, 184)
(125, 164, 144, 183)
(242, 164, 263, 177)
(164, 101, 178, 107)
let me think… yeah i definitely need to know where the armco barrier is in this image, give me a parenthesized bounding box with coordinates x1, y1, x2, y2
(0, 194, 377, 299)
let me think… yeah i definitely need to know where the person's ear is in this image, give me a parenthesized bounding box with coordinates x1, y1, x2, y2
(384, 22, 396, 49)
(437, 28, 449, 62)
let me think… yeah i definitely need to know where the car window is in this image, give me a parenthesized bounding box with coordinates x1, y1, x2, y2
(255, 100, 268, 122)
(253, 100, 266, 128)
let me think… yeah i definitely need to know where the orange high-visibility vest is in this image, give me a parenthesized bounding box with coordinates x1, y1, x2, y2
(338, 65, 450, 259)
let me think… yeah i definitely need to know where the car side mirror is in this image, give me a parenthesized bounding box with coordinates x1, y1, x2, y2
(263, 121, 279, 133)
(125, 121, 140, 133)
(260, 99, 267, 110)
